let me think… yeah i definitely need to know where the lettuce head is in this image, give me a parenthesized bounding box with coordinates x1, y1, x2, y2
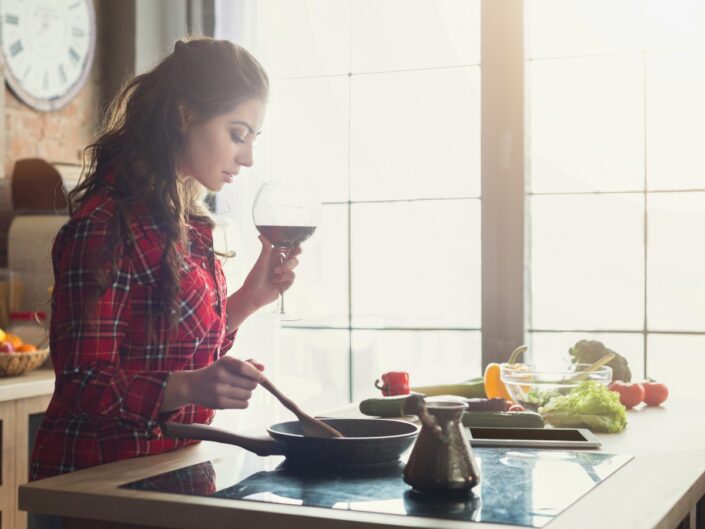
(539, 381, 627, 433)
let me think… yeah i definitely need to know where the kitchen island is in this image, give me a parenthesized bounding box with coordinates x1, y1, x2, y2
(19, 399, 705, 529)
(0, 368, 54, 529)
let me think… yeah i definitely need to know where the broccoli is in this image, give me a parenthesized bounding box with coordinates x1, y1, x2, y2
(569, 340, 632, 382)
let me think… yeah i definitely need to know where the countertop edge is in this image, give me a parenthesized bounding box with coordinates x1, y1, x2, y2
(19, 400, 705, 529)
(0, 368, 54, 402)
(19, 442, 504, 529)
(19, 443, 705, 529)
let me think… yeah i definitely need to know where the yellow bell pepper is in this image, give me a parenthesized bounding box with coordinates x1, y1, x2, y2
(483, 362, 513, 400)
(482, 345, 528, 402)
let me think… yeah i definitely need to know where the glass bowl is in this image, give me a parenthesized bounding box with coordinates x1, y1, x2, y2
(500, 363, 613, 412)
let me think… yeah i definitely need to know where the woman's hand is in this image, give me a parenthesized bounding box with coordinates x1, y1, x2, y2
(225, 236, 302, 330)
(161, 357, 265, 412)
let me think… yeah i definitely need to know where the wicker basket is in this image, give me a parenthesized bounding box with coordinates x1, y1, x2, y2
(0, 348, 49, 376)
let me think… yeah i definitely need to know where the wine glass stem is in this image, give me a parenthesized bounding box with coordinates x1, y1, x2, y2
(277, 248, 290, 315)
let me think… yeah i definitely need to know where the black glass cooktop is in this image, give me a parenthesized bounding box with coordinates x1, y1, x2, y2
(122, 446, 631, 527)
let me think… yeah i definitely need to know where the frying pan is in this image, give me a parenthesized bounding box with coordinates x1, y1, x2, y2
(161, 418, 419, 468)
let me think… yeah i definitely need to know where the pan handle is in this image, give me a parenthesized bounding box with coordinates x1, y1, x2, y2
(160, 421, 285, 457)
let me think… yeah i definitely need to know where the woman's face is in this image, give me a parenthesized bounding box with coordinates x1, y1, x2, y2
(179, 97, 266, 191)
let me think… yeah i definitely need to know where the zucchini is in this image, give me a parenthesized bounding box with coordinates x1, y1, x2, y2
(360, 395, 544, 429)
(463, 397, 508, 412)
(410, 377, 487, 399)
(461, 411, 545, 429)
(359, 394, 423, 417)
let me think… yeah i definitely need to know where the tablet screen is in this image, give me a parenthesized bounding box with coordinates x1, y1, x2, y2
(468, 427, 589, 442)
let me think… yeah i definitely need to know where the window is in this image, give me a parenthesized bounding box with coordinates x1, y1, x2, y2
(215, 0, 482, 414)
(527, 0, 705, 398)
(214, 0, 705, 419)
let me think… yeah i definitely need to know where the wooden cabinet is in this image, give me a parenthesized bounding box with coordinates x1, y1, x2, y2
(14, 395, 51, 529)
(0, 400, 17, 529)
(0, 372, 53, 529)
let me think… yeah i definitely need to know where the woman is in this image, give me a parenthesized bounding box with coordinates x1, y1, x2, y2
(29, 37, 296, 482)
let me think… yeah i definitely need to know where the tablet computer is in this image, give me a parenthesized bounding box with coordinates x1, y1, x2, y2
(466, 427, 601, 449)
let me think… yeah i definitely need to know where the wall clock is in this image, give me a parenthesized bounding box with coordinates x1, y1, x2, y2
(0, 0, 96, 112)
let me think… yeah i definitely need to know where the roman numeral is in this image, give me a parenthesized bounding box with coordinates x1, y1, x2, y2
(58, 64, 67, 84)
(69, 2, 80, 9)
(72, 26, 85, 38)
(5, 14, 19, 25)
(10, 40, 23, 57)
(69, 47, 80, 64)
(22, 65, 31, 80)
(43, 71, 49, 90)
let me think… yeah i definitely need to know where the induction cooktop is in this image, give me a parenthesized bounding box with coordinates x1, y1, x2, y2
(122, 447, 632, 527)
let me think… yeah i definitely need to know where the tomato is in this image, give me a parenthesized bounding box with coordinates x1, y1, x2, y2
(608, 381, 645, 409)
(642, 379, 669, 406)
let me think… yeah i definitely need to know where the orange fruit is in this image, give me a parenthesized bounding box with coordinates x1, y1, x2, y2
(6, 334, 23, 349)
(17, 344, 36, 353)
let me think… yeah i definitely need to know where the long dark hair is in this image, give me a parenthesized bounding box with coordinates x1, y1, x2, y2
(69, 36, 269, 333)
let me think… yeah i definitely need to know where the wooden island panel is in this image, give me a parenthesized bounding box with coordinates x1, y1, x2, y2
(0, 400, 17, 529)
(0, 369, 55, 529)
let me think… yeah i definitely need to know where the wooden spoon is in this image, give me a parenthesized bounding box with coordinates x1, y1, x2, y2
(574, 353, 616, 381)
(260, 377, 344, 438)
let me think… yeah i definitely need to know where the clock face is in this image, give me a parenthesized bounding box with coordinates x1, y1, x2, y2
(0, 0, 96, 111)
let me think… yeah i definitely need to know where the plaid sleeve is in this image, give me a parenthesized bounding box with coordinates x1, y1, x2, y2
(52, 217, 171, 434)
(219, 328, 237, 357)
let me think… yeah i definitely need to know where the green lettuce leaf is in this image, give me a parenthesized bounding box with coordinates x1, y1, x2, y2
(539, 381, 627, 433)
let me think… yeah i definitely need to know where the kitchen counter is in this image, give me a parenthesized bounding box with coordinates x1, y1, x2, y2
(19, 398, 705, 529)
(0, 367, 54, 402)
(0, 366, 55, 529)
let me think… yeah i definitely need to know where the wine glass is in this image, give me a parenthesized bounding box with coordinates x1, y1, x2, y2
(252, 182, 319, 320)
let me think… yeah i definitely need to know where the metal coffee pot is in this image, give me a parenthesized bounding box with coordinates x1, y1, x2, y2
(403, 399, 481, 493)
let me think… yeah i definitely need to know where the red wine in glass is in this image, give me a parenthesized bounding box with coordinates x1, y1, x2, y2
(252, 183, 320, 320)
(255, 225, 316, 248)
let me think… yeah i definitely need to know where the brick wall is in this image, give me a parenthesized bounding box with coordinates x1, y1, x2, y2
(0, 84, 100, 262)
(0, 76, 99, 262)
(0, 0, 108, 265)
(1, 0, 109, 201)
(3, 78, 100, 182)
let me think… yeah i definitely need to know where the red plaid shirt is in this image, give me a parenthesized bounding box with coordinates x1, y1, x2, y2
(30, 190, 236, 480)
